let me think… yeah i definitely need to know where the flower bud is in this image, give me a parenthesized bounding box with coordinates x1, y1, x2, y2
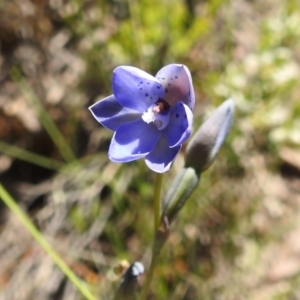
(162, 167, 199, 224)
(185, 99, 234, 173)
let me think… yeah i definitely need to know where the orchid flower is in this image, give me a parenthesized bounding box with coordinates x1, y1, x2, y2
(89, 64, 194, 173)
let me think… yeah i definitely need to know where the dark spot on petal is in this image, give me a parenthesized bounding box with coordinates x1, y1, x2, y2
(168, 83, 171, 86)
(157, 85, 160, 89)
(175, 76, 178, 79)
(151, 97, 153, 100)
(185, 113, 187, 118)
(165, 88, 168, 93)
(180, 103, 183, 106)
(145, 93, 148, 97)
(175, 113, 179, 118)
(140, 88, 142, 90)
(147, 82, 150, 84)
(155, 98, 171, 112)
(161, 77, 165, 80)
(140, 81, 143, 84)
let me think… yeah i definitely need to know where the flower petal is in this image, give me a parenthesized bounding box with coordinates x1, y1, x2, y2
(145, 135, 181, 173)
(89, 95, 141, 131)
(164, 102, 193, 147)
(113, 66, 164, 112)
(109, 119, 162, 162)
(155, 64, 195, 110)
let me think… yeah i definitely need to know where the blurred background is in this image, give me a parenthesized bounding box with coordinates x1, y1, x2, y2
(1, 0, 300, 299)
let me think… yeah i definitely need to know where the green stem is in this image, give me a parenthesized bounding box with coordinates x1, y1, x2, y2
(154, 173, 163, 231)
(138, 173, 164, 300)
(138, 255, 158, 300)
(0, 184, 97, 300)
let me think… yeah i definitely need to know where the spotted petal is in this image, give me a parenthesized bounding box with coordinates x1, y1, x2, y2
(109, 119, 162, 162)
(164, 102, 193, 147)
(145, 135, 181, 173)
(89, 95, 141, 131)
(155, 64, 195, 110)
(113, 66, 164, 112)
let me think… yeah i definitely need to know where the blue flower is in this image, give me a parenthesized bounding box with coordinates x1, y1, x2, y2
(89, 64, 195, 173)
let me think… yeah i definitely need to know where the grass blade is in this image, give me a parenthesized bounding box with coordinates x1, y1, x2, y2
(11, 68, 77, 163)
(0, 184, 97, 300)
(0, 140, 63, 170)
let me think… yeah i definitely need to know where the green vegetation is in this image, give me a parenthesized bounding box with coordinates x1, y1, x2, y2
(0, 0, 300, 299)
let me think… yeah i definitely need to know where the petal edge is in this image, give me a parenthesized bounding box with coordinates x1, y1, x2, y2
(164, 102, 193, 147)
(155, 64, 195, 110)
(113, 66, 164, 112)
(109, 119, 162, 162)
(89, 95, 141, 131)
(145, 135, 181, 173)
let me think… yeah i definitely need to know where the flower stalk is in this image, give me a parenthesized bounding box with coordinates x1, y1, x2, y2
(138, 173, 164, 300)
(139, 217, 170, 300)
(138, 255, 158, 300)
(154, 173, 164, 231)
